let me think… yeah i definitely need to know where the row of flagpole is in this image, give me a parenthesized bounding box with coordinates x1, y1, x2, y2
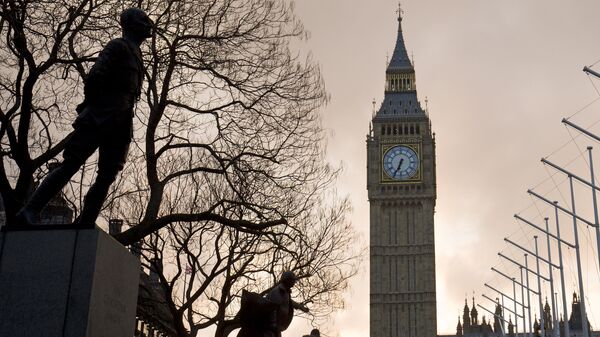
(477, 67, 600, 337)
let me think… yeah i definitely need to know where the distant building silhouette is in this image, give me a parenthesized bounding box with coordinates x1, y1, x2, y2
(38, 162, 74, 225)
(0, 163, 74, 226)
(441, 294, 598, 337)
(135, 269, 178, 336)
(457, 298, 494, 337)
(107, 224, 178, 337)
(558, 292, 592, 337)
(544, 299, 553, 331)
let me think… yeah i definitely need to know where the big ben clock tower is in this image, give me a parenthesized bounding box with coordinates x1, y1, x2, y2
(367, 9, 437, 337)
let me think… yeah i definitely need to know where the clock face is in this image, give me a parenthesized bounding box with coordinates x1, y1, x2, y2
(383, 145, 419, 180)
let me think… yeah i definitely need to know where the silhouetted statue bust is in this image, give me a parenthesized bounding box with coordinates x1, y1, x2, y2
(302, 328, 320, 337)
(237, 271, 309, 337)
(15, 8, 152, 227)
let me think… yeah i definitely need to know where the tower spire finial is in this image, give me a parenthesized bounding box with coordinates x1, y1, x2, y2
(396, 2, 404, 22)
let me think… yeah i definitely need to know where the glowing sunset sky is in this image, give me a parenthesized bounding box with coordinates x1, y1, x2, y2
(287, 1, 600, 336)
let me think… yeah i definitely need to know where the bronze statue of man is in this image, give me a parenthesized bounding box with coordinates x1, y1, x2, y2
(16, 8, 152, 226)
(265, 271, 309, 337)
(237, 271, 309, 337)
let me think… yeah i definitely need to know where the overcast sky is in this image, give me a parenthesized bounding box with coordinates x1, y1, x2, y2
(285, 1, 600, 336)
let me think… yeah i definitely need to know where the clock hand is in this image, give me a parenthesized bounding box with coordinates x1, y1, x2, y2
(393, 158, 404, 177)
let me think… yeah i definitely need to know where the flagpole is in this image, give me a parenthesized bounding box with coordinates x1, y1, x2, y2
(568, 176, 590, 337)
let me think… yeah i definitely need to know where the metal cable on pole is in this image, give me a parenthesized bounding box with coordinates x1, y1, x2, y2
(534, 236, 545, 337)
(587, 147, 600, 277)
(568, 176, 590, 337)
(525, 254, 534, 337)
(544, 217, 559, 337)
(520, 267, 530, 337)
(554, 202, 570, 337)
(513, 278, 519, 336)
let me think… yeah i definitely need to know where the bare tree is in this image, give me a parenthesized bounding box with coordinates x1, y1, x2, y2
(139, 193, 361, 337)
(1, 0, 328, 243)
(1, 1, 363, 335)
(0, 0, 99, 220)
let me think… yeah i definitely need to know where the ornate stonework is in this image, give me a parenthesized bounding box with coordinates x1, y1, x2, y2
(367, 11, 437, 337)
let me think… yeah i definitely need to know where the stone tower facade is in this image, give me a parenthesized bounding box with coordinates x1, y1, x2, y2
(367, 11, 437, 337)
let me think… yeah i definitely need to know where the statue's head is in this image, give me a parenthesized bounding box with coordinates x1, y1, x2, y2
(280, 271, 297, 289)
(120, 8, 153, 40)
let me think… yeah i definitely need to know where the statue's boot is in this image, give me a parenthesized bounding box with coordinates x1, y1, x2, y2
(76, 172, 116, 227)
(15, 163, 79, 226)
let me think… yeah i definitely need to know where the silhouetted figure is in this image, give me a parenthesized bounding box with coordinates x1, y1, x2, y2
(237, 290, 278, 337)
(266, 271, 309, 337)
(15, 8, 152, 227)
(238, 271, 309, 337)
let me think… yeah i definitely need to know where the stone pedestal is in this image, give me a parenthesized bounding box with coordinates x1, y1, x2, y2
(0, 226, 140, 337)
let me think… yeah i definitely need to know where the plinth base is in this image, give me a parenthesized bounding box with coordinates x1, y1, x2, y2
(0, 226, 140, 337)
